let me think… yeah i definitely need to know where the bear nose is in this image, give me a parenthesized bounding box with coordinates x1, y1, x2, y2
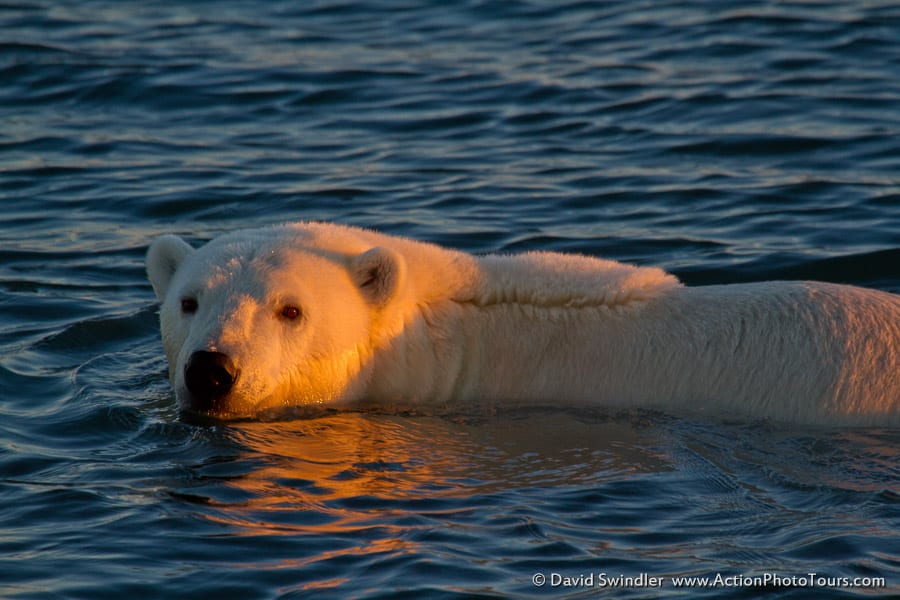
(184, 351, 239, 411)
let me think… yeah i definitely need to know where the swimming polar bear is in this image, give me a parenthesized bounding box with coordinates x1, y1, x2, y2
(146, 222, 899, 425)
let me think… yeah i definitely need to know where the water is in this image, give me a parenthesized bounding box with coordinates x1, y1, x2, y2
(1, 0, 899, 597)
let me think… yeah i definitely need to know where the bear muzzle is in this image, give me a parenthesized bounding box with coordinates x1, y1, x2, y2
(184, 350, 240, 413)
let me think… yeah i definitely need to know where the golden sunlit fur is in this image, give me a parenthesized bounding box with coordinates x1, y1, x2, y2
(148, 222, 899, 425)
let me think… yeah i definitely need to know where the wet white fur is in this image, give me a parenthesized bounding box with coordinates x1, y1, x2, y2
(147, 222, 900, 425)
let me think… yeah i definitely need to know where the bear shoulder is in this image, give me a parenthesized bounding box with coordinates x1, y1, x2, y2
(465, 251, 682, 309)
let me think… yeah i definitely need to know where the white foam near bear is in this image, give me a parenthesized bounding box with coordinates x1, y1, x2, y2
(146, 221, 900, 425)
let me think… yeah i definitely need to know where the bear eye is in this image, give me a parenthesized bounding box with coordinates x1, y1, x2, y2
(180, 297, 198, 314)
(280, 305, 302, 320)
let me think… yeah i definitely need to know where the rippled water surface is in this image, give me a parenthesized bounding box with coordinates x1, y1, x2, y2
(1, 1, 899, 598)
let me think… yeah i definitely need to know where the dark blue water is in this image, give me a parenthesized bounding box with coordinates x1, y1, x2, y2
(1, 1, 898, 597)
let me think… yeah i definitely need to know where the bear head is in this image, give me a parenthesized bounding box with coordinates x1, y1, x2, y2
(146, 225, 410, 419)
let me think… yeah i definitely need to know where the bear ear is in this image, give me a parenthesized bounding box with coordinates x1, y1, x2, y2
(146, 235, 194, 301)
(350, 246, 407, 307)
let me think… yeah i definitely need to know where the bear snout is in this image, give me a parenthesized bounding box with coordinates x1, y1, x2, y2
(184, 351, 240, 413)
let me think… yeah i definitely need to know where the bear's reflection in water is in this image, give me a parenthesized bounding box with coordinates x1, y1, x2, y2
(166, 410, 898, 591)
(182, 410, 670, 542)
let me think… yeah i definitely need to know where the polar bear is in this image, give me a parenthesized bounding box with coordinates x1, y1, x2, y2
(146, 221, 900, 425)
